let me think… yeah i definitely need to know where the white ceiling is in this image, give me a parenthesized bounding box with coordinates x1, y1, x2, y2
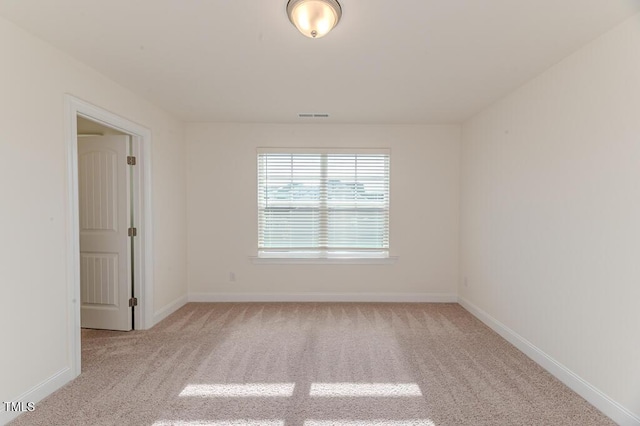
(1, 1, 639, 124)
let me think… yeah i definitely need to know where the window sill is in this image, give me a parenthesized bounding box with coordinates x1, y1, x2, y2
(250, 255, 398, 265)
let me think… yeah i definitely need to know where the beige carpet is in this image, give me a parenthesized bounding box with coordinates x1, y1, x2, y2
(11, 303, 613, 425)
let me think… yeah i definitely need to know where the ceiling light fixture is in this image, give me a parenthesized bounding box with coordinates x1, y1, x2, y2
(287, 0, 342, 39)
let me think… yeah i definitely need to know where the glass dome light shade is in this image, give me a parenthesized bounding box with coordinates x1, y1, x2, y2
(287, 0, 342, 38)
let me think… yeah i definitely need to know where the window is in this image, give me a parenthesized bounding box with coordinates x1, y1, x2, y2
(257, 148, 390, 259)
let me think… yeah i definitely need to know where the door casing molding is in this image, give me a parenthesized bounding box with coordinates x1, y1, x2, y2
(64, 95, 154, 376)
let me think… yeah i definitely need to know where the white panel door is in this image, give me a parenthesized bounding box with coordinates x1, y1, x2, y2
(78, 135, 132, 331)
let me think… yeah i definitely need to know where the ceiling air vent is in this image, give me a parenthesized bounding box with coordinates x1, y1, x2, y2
(298, 113, 330, 119)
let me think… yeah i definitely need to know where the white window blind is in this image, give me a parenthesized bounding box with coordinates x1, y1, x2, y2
(257, 149, 390, 258)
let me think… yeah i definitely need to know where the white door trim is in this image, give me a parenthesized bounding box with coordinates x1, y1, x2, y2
(64, 95, 154, 377)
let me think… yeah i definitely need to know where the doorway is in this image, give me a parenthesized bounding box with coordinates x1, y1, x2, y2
(77, 117, 134, 331)
(65, 96, 154, 376)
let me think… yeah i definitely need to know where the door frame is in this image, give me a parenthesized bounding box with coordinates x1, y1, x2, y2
(64, 95, 154, 376)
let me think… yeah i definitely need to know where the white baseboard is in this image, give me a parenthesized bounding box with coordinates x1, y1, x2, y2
(189, 292, 458, 303)
(458, 296, 640, 426)
(1, 367, 75, 425)
(152, 294, 188, 326)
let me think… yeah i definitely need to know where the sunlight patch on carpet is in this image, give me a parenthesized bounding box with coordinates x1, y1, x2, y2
(309, 383, 423, 397)
(179, 383, 295, 397)
(304, 420, 435, 426)
(153, 421, 284, 426)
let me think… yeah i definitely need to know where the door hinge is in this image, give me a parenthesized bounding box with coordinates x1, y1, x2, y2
(128, 227, 137, 237)
(127, 156, 136, 165)
(129, 297, 138, 308)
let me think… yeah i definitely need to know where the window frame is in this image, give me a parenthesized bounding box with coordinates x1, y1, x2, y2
(256, 147, 391, 261)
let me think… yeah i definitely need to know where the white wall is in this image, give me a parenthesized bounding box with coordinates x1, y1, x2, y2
(187, 123, 460, 300)
(460, 14, 640, 423)
(0, 16, 187, 418)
